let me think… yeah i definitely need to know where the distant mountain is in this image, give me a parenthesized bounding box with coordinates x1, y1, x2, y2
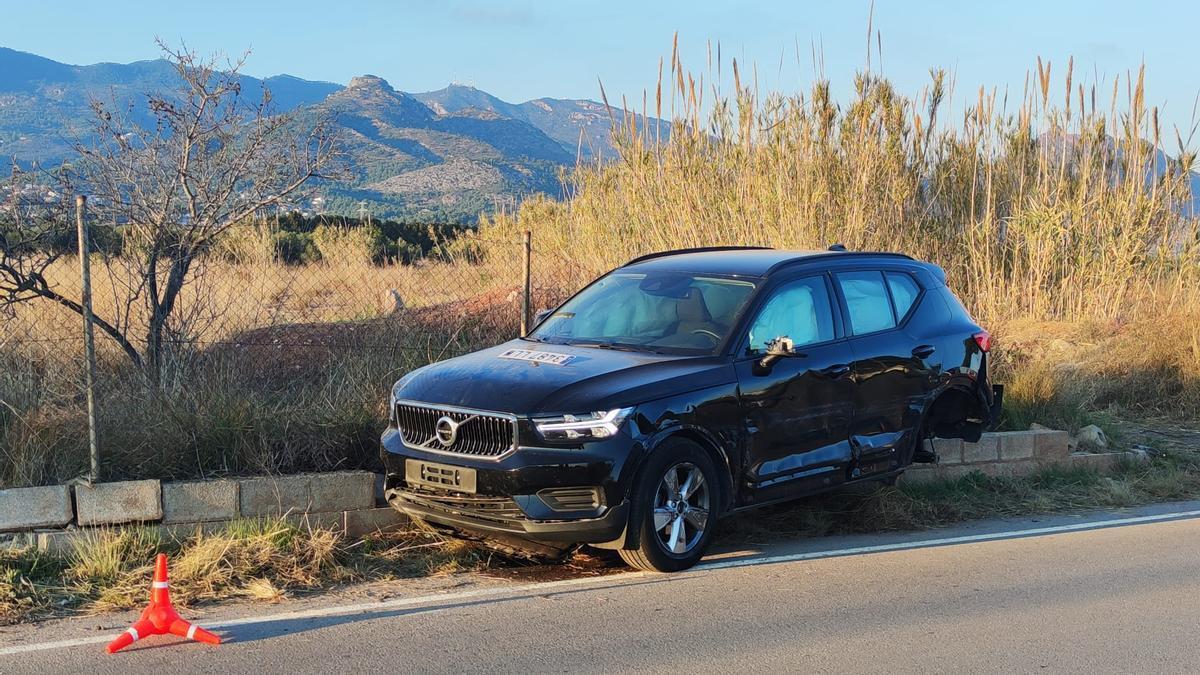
(415, 84, 668, 159)
(310, 75, 572, 219)
(0, 47, 339, 164)
(0, 47, 668, 221)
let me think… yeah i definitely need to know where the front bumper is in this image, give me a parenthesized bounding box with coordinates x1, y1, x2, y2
(387, 488, 630, 543)
(379, 427, 637, 545)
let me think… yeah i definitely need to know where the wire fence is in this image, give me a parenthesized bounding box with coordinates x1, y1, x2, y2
(0, 215, 586, 486)
(2, 226, 582, 359)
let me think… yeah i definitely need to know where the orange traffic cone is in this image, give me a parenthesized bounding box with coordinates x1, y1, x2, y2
(106, 553, 222, 654)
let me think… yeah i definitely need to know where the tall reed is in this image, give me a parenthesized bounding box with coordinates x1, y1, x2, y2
(480, 49, 1200, 323)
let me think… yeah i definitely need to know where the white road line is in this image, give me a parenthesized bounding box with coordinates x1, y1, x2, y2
(698, 508, 1200, 571)
(2, 507, 1198, 657)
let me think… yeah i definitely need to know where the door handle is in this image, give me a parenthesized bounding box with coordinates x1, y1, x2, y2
(818, 363, 851, 378)
(912, 344, 936, 359)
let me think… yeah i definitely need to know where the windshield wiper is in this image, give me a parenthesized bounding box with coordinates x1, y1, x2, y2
(575, 341, 663, 354)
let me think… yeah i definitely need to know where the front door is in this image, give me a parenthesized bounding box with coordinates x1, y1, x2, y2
(734, 274, 856, 504)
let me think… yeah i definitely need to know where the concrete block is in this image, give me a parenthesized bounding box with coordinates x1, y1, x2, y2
(962, 435, 1000, 464)
(309, 472, 375, 513)
(158, 520, 231, 542)
(75, 480, 161, 526)
(238, 475, 313, 517)
(902, 464, 979, 485)
(932, 438, 963, 465)
(344, 507, 409, 538)
(0, 485, 73, 532)
(977, 459, 1037, 478)
(36, 529, 82, 556)
(0, 531, 38, 550)
(37, 523, 168, 556)
(1070, 452, 1121, 473)
(162, 480, 239, 524)
(1034, 430, 1071, 463)
(900, 465, 940, 485)
(937, 465, 979, 481)
(997, 432, 1036, 461)
(283, 510, 345, 532)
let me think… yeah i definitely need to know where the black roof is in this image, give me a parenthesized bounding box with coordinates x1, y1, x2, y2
(621, 247, 914, 277)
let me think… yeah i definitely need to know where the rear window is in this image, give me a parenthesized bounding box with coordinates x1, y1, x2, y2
(885, 272, 921, 319)
(835, 271, 896, 335)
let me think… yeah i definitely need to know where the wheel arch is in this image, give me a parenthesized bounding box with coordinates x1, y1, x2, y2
(923, 381, 987, 443)
(648, 426, 737, 515)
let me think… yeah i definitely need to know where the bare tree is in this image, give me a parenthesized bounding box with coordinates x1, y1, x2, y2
(1, 42, 342, 383)
(0, 163, 147, 363)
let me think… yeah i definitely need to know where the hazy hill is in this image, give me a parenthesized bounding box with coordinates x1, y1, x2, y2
(310, 75, 571, 219)
(0, 47, 339, 164)
(415, 83, 669, 159)
(0, 47, 663, 221)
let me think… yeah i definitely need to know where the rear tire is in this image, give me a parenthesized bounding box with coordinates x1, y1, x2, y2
(619, 439, 721, 573)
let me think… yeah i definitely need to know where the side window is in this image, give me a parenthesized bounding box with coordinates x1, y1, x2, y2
(836, 271, 896, 335)
(885, 272, 921, 320)
(746, 277, 835, 352)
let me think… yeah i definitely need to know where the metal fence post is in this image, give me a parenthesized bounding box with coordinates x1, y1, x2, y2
(76, 195, 100, 483)
(521, 230, 532, 335)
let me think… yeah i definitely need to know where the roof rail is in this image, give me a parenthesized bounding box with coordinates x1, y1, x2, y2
(765, 251, 915, 275)
(624, 246, 773, 266)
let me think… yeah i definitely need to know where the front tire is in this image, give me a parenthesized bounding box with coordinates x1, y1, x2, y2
(619, 439, 721, 572)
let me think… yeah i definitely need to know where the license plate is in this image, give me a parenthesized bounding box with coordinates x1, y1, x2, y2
(405, 459, 477, 494)
(497, 348, 575, 366)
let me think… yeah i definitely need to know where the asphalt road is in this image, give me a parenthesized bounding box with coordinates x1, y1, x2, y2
(4, 501, 1200, 674)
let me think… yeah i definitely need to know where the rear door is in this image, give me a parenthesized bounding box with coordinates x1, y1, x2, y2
(734, 274, 856, 503)
(834, 269, 940, 476)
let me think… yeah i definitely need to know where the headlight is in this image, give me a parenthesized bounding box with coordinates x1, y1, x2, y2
(534, 407, 634, 442)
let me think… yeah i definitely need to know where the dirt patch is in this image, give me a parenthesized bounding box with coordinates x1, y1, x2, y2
(205, 284, 565, 380)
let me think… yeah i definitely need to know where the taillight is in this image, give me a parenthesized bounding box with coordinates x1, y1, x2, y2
(973, 330, 992, 353)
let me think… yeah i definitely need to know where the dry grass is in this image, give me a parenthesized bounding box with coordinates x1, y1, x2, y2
(0, 517, 494, 626)
(0, 252, 522, 364)
(992, 308, 1200, 434)
(477, 54, 1200, 325)
(2, 48, 1198, 496)
(472, 50, 1200, 434)
(726, 447, 1200, 545)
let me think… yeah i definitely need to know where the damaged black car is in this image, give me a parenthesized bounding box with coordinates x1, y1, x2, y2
(381, 246, 1001, 572)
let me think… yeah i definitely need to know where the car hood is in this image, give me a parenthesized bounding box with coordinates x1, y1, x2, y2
(394, 340, 733, 415)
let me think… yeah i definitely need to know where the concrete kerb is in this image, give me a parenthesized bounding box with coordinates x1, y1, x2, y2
(902, 430, 1139, 486)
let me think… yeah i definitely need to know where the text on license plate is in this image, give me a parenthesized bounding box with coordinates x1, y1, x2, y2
(405, 459, 477, 493)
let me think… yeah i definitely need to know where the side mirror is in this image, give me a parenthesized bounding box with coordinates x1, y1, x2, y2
(533, 308, 552, 324)
(757, 336, 801, 371)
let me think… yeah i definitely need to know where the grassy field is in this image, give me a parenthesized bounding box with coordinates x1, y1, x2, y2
(1, 54, 1198, 496)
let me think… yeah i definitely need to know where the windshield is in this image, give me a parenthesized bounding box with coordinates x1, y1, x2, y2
(528, 271, 757, 355)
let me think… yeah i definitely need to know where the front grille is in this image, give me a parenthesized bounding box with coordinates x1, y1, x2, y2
(401, 490, 526, 523)
(395, 401, 517, 458)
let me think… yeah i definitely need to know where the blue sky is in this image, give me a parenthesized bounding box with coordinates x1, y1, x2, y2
(2, 0, 1198, 137)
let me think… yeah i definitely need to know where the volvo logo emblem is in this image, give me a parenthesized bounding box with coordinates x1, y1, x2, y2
(435, 416, 459, 446)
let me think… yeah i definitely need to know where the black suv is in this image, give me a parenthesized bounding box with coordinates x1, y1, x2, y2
(382, 247, 1001, 572)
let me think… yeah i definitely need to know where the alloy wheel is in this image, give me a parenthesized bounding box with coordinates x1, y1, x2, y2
(652, 461, 711, 555)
